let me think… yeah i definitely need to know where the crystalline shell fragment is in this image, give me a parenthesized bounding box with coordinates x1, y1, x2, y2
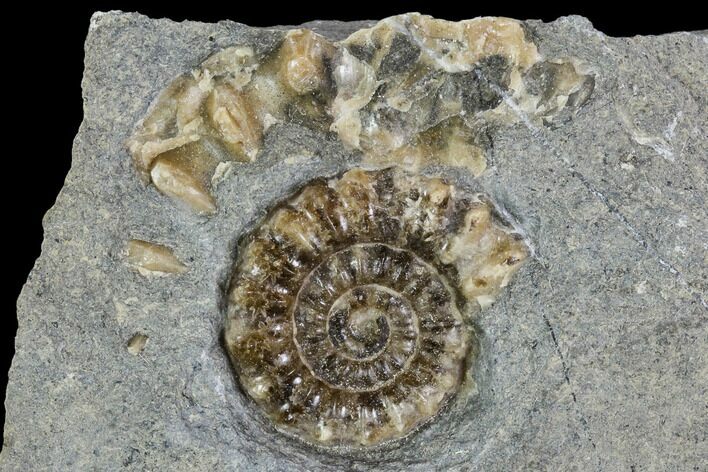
(206, 83, 262, 161)
(279, 29, 336, 95)
(148, 140, 219, 214)
(126, 239, 188, 275)
(126, 13, 593, 215)
(126, 333, 149, 355)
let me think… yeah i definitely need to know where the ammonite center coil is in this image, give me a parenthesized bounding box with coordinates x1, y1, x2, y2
(225, 167, 527, 447)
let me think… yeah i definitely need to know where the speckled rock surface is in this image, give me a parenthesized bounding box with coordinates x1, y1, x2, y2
(2, 11, 706, 471)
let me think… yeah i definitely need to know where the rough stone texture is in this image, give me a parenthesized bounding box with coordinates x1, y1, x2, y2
(2, 11, 706, 471)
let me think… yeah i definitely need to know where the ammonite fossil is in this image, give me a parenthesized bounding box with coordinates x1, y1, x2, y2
(225, 167, 528, 446)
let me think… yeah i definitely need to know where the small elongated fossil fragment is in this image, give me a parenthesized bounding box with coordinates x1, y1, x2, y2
(225, 167, 528, 447)
(126, 239, 188, 275)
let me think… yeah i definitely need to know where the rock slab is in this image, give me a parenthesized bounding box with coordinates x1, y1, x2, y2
(2, 12, 707, 471)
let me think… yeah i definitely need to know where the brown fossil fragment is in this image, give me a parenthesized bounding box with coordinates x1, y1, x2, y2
(148, 140, 220, 214)
(126, 239, 188, 275)
(126, 47, 264, 213)
(225, 167, 528, 447)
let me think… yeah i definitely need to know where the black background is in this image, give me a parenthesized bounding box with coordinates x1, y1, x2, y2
(3, 1, 705, 440)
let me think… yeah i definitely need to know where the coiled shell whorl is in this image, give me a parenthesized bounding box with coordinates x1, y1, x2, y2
(225, 167, 527, 447)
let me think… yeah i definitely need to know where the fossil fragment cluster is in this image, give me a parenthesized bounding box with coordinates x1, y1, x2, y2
(125, 13, 592, 448)
(127, 14, 592, 215)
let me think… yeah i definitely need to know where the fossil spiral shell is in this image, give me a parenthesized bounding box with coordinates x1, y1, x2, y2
(225, 167, 528, 446)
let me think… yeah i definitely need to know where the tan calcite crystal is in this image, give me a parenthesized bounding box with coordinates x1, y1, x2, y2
(279, 29, 336, 95)
(331, 15, 539, 161)
(126, 239, 188, 275)
(149, 140, 219, 214)
(206, 84, 262, 161)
